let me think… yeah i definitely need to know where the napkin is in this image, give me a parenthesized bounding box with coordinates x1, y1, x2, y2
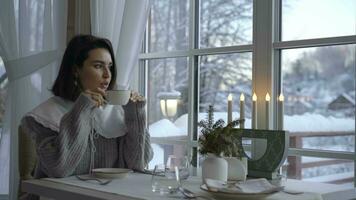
(205, 178, 283, 194)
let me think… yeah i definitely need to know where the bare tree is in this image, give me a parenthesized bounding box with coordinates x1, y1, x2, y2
(148, 0, 253, 122)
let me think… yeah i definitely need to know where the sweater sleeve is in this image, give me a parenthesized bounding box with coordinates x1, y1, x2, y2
(119, 100, 153, 171)
(21, 94, 96, 178)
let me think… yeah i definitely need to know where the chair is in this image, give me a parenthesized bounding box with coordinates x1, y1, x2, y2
(18, 125, 37, 199)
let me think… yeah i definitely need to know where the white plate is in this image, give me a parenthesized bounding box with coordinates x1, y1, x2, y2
(92, 168, 132, 179)
(200, 184, 273, 199)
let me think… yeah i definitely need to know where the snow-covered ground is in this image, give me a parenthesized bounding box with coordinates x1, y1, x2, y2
(149, 112, 354, 138)
(148, 144, 164, 169)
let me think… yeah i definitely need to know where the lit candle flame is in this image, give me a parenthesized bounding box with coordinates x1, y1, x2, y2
(252, 93, 257, 101)
(240, 93, 245, 101)
(278, 94, 284, 101)
(265, 93, 270, 101)
(228, 93, 233, 101)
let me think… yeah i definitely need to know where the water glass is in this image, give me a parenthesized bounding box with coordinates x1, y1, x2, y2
(166, 155, 190, 180)
(271, 162, 288, 186)
(279, 162, 288, 186)
(151, 164, 179, 195)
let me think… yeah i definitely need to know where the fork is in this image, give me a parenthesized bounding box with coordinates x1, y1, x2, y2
(75, 175, 112, 185)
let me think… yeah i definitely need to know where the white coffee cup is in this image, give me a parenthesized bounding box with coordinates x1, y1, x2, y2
(106, 89, 131, 105)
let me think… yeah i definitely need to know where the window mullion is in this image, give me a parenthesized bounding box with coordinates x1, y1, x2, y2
(138, 45, 253, 59)
(187, 0, 200, 175)
(252, 0, 274, 159)
(272, 0, 282, 130)
(274, 35, 356, 50)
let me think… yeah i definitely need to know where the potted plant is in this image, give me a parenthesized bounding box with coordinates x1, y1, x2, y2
(198, 105, 244, 182)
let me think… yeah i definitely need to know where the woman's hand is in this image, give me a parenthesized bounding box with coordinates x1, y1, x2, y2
(83, 88, 106, 107)
(123, 91, 146, 111)
(130, 91, 145, 102)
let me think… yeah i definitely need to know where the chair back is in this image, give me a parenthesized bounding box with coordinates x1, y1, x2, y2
(18, 125, 37, 199)
(19, 125, 37, 180)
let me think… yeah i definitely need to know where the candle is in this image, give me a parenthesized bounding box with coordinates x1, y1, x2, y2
(278, 94, 284, 130)
(252, 93, 257, 129)
(240, 93, 245, 129)
(227, 93, 232, 124)
(265, 93, 270, 130)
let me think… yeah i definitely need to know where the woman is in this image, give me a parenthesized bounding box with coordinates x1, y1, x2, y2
(21, 35, 152, 179)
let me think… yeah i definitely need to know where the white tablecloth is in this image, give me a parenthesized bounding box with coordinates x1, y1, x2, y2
(43, 173, 323, 200)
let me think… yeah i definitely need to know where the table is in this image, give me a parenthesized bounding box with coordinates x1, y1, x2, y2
(21, 173, 342, 200)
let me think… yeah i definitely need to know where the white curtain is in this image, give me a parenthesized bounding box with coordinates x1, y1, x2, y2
(0, 0, 67, 199)
(90, 0, 150, 89)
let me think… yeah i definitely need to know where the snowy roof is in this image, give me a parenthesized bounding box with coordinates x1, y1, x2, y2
(284, 113, 353, 132)
(341, 93, 355, 105)
(157, 91, 181, 99)
(328, 93, 355, 106)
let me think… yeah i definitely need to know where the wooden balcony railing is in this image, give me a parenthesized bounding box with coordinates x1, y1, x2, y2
(288, 131, 354, 184)
(151, 130, 354, 184)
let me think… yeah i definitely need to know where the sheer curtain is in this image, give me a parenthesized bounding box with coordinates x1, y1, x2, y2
(0, 0, 67, 198)
(90, 0, 150, 89)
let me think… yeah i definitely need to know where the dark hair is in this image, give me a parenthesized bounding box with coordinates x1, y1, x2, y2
(52, 34, 117, 101)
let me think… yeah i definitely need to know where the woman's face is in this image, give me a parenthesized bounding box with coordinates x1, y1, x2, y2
(76, 48, 112, 93)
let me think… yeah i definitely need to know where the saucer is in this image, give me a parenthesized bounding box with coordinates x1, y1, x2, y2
(92, 168, 132, 179)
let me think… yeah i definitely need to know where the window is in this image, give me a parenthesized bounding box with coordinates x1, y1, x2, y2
(282, 0, 356, 40)
(278, 0, 356, 186)
(199, 0, 252, 47)
(148, 0, 189, 52)
(147, 57, 189, 169)
(282, 45, 355, 152)
(199, 53, 252, 117)
(144, 0, 253, 170)
(140, 0, 356, 187)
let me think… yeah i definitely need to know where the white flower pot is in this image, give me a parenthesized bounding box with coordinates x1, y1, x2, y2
(225, 157, 248, 181)
(202, 154, 228, 183)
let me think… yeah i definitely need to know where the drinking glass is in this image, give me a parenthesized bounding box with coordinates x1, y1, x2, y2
(279, 161, 288, 186)
(151, 164, 179, 195)
(166, 155, 190, 180)
(271, 161, 288, 186)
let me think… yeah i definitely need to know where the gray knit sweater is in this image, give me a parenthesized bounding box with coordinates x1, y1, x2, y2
(21, 94, 153, 178)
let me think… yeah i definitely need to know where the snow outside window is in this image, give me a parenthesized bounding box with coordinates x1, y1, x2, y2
(280, 0, 356, 187)
(142, 0, 356, 188)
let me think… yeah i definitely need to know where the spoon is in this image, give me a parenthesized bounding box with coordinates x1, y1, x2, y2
(174, 166, 214, 200)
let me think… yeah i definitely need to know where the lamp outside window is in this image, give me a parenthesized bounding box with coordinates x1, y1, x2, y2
(157, 91, 181, 118)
